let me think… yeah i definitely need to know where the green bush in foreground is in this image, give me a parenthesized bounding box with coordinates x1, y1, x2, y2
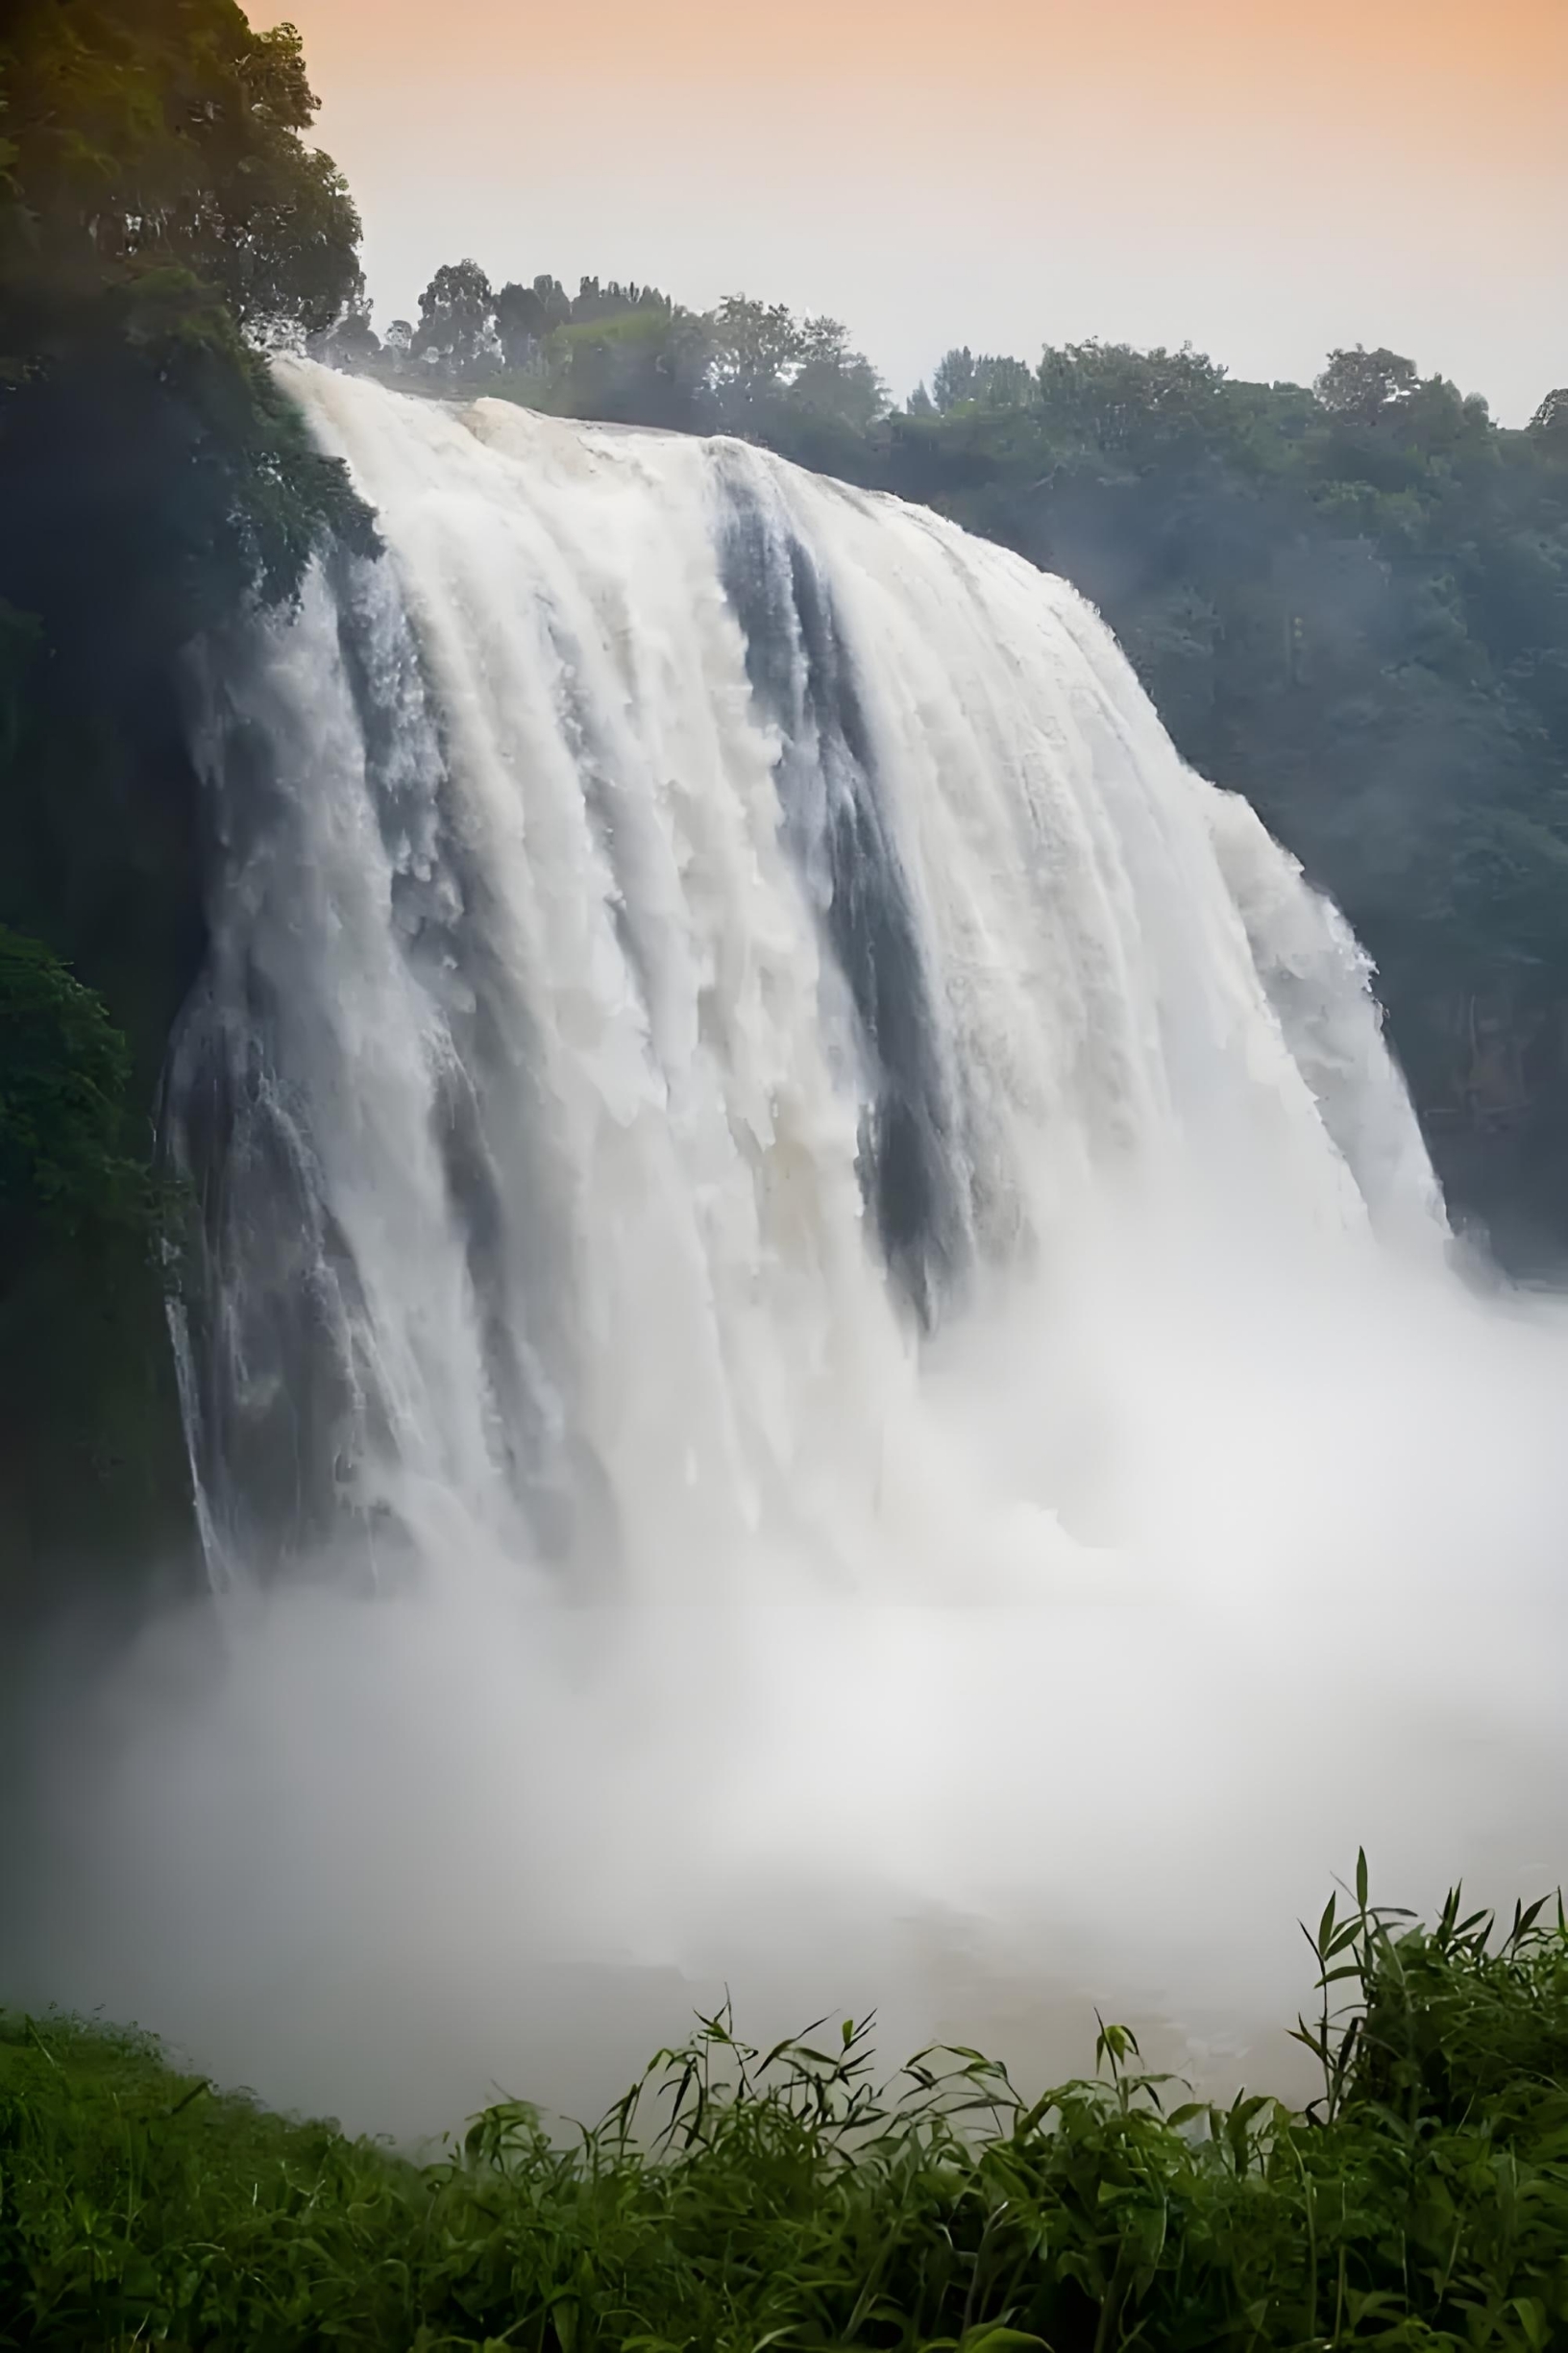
(3, 1866, 1567, 2350)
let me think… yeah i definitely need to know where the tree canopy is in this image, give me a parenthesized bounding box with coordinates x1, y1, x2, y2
(0, 0, 361, 335)
(366, 260, 889, 459)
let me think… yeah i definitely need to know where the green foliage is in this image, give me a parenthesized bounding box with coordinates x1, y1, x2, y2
(2, 269, 373, 690)
(0, 0, 374, 682)
(0, 0, 376, 662)
(383, 264, 891, 449)
(0, 923, 146, 1248)
(545, 300, 713, 431)
(3, 1874, 1567, 2348)
(413, 256, 498, 372)
(928, 347, 1037, 415)
(0, 915, 190, 1598)
(0, 0, 362, 337)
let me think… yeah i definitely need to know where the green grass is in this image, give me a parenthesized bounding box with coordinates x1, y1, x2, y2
(4, 1864, 1567, 2349)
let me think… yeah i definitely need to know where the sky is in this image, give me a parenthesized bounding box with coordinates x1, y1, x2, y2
(262, 0, 1567, 423)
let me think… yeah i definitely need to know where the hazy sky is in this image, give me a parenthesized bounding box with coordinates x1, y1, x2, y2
(263, 0, 1566, 422)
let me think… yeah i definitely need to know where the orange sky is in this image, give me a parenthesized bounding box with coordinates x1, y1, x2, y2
(263, 0, 1567, 419)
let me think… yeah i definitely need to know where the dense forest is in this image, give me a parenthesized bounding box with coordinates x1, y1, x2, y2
(4, 0, 1568, 1599)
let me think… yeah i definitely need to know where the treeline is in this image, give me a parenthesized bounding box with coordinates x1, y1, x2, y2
(324, 258, 889, 475)
(347, 257, 1568, 1261)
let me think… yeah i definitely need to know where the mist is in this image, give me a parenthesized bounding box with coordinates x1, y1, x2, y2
(9, 1200, 1568, 2144)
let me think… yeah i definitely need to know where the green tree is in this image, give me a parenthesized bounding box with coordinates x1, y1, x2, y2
(788, 313, 886, 432)
(701, 293, 884, 449)
(1314, 344, 1422, 423)
(0, 0, 362, 338)
(707, 293, 802, 421)
(1034, 338, 1232, 459)
(0, 925, 146, 1263)
(412, 257, 496, 373)
(493, 274, 569, 368)
(931, 346, 1035, 413)
(0, 0, 373, 649)
(510, 302, 696, 429)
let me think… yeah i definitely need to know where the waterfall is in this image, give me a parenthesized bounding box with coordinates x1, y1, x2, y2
(168, 360, 1444, 1597)
(28, 361, 1568, 2145)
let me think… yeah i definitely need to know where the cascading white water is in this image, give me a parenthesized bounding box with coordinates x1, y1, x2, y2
(168, 361, 1444, 1598)
(15, 362, 1567, 2140)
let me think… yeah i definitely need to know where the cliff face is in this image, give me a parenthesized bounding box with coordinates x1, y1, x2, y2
(0, 1230, 198, 1622)
(1415, 986, 1568, 1272)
